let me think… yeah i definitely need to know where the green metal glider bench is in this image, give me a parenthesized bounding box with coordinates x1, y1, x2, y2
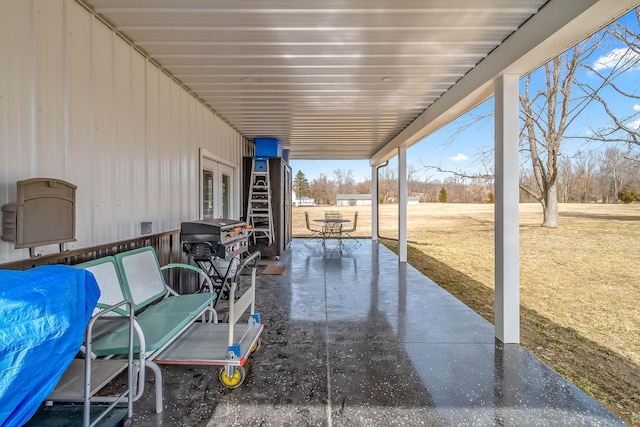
(74, 246, 217, 414)
(75, 246, 264, 414)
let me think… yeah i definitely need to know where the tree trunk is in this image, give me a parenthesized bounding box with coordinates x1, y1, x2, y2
(542, 182, 559, 228)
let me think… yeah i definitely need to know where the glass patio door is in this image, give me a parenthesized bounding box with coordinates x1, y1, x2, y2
(201, 154, 235, 220)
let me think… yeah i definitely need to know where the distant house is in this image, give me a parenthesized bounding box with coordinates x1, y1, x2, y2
(408, 197, 420, 205)
(336, 194, 372, 206)
(293, 194, 317, 206)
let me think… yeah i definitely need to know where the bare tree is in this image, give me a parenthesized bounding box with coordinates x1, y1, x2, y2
(355, 179, 371, 194)
(332, 168, 355, 195)
(557, 150, 602, 203)
(598, 145, 640, 202)
(309, 173, 336, 205)
(557, 156, 575, 203)
(575, 151, 599, 203)
(520, 50, 584, 227)
(377, 164, 397, 203)
(423, 180, 442, 203)
(519, 14, 640, 227)
(413, 10, 640, 226)
(584, 9, 640, 148)
(407, 163, 422, 195)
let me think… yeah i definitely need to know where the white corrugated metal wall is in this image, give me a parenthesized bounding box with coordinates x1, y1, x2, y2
(0, 0, 247, 263)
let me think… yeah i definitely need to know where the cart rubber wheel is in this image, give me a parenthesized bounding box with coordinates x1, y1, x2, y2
(219, 366, 245, 389)
(250, 338, 262, 353)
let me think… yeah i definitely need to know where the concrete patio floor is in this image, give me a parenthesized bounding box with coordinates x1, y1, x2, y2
(118, 239, 624, 426)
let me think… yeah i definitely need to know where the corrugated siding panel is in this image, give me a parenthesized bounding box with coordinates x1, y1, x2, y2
(0, 1, 37, 263)
(92, 18, 116, 244)
(1, 1, 35, 187)
(0, 0, 246, 263)
(130, 52, 148, 234)
(35, 1, 66, 178)
(67, 1, 95, 245)
(145, 64, 160, 234)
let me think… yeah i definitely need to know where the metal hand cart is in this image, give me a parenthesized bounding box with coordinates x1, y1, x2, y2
(153, 251, 264, 388)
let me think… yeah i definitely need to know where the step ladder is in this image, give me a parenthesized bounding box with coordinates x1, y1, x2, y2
(246, 157, 274, 245)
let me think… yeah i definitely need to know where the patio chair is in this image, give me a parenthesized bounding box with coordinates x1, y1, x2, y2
(324, 210, 342, 219)
(304, 211, 324, 245)
(324, 211, 344, 242)
(341, 211, 360, 245)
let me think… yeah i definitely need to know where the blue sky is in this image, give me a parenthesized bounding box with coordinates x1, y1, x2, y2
(290, 102, 494, 184)
(291, 10, 640, 184)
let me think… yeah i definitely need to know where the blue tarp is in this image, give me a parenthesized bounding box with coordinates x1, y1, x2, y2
(0, 265, 100, 427)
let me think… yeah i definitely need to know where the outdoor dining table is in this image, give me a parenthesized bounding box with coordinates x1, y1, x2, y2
(312, 218, 351, 245)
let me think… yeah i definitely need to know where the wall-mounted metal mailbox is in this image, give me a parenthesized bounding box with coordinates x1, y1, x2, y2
(1, 178, 77, 255)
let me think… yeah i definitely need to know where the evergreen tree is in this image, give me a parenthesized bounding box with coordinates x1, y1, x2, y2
(293, 170, 311, 198)
(438, 187, 448, 203)
(618, 184, 639, 203)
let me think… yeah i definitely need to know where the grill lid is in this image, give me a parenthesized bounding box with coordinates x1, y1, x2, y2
(180, 218, 247, 237)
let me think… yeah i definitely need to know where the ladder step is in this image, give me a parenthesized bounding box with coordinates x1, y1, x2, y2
(247, 159, 274, 245)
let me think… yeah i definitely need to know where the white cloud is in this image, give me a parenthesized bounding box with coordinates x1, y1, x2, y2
(633, 104, 640, 112)
(593, 47, 640, 71)
(628, 118, 640, 130)
(450, 153, 469, 162)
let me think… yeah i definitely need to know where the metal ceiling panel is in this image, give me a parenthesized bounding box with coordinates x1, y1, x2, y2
(81, 0, 550, 160)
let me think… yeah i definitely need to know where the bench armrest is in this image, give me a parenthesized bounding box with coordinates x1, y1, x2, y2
(160, 263, 214, 294)
(95, 302, 128, 317)
(88, 301, 147, 358)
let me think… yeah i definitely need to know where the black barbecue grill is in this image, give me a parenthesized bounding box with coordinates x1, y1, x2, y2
(181, 218, 250, 261)
(180, 218, 252, 306)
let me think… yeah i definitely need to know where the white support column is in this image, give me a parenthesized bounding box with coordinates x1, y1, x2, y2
(494, 74, 520, 344)
(398, 146, 407, 263)
(371, 165, 378, 241)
